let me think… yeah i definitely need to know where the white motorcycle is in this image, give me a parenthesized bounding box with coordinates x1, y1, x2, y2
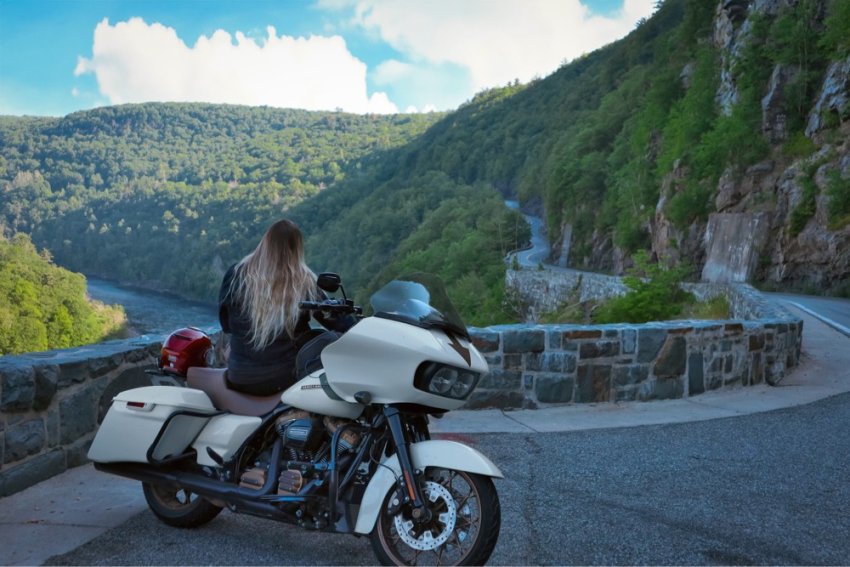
(88, 273, 502, 566)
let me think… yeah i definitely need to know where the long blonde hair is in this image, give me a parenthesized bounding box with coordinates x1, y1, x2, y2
(230, 219, 317, 349)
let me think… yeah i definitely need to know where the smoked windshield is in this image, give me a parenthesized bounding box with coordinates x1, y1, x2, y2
(369, 273, 469, 340)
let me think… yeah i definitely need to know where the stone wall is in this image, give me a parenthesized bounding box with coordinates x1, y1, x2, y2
(0, 338, 163, 496)
(471, 272, 804, 410)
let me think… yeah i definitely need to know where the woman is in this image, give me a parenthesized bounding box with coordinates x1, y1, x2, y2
(218, 219, 347, 396)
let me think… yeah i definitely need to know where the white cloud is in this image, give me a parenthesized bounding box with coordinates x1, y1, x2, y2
(75, 18, 398, 114)
(330, 0, 655, 93)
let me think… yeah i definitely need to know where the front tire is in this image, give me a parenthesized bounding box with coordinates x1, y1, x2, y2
(142, 482, 223, 528)
(370, 468, 501, 566)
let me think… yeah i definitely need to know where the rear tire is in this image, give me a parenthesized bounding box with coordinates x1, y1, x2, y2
(142, 482, 223, 528)
(370, 468, 501, 566)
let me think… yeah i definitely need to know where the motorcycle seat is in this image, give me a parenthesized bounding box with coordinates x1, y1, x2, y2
(186, 367, 281, 417)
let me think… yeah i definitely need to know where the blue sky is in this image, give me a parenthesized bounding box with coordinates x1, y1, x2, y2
(0, 0, 653, 117)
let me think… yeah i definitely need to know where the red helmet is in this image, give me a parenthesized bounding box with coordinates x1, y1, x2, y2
(159, 327, 212, 376)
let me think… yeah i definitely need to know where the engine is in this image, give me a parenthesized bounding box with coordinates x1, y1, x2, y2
(238, 410, 361, 501)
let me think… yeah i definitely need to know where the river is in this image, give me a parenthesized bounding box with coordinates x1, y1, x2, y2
(86, 278, 219, 337)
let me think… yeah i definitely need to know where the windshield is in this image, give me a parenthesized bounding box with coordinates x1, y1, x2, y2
(369, 273, 469, 339)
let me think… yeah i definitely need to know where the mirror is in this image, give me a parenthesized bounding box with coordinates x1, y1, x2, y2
(317, 272, 341, 293)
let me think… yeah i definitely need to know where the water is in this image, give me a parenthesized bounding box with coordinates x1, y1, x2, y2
(86, 277, 219, 337)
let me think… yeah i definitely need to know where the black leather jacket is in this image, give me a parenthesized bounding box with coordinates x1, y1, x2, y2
(218, 264, 351, 396)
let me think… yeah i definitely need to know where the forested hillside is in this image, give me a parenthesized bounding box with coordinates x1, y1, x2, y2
(2, 0, 848, 342)
(0, 234, 126, 355)
(363, 0, 849, 293)
(0, 103, 529, 326)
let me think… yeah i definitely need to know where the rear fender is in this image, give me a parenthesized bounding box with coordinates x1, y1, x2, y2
(353, 440, 503, 534)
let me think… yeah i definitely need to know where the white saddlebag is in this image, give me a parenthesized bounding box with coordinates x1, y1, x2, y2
(88, 386, 217, 464)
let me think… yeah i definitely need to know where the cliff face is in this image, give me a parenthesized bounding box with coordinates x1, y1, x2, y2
(639, 0, 850, 294)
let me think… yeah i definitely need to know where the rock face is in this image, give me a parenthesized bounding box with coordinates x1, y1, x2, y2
(702, 213, 771, 282)
(663, 0, 848, 291)
(806, 54, 850, 137)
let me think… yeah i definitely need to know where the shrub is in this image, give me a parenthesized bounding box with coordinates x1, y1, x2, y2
(594, 251, 694, 323)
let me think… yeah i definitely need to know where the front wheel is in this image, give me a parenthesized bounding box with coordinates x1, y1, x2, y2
(142, 482, 223, 528)
(370, 468, 501, 566)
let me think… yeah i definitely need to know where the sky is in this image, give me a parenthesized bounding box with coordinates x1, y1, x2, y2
(0, 0, 655, 117)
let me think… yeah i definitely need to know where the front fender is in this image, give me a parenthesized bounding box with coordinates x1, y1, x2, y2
(353, 440, 503, 534)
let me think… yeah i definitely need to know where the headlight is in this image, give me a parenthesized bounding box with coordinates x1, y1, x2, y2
(414, 362, 480, 400)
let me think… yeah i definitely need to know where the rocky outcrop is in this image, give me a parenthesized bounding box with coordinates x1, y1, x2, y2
(762, 65, 797, 144)
(806, 54, 850, 137)
(702, 212, 771, 282)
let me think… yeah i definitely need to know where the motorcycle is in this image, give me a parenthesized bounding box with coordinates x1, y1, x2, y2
(87, 272, 502, 566)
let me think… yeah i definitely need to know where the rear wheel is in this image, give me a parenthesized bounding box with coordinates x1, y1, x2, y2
(370, 468, 501, 566)
(142, 482, 223, 528)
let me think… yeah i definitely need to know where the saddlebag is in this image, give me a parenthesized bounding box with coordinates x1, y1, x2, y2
(88, 386, 218, 464)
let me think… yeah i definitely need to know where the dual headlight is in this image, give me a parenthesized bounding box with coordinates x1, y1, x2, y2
(414, 362, 481, 400)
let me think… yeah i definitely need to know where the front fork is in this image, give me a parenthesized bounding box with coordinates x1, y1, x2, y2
(384, 406, 432, 523)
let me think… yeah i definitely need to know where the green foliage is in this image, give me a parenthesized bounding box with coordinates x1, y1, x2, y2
(594, 251, 694, 323)
(357, 187, 531, 326)
(789, 170, 821, 236)
(826, 168, 850, 229)
(820, 0, 850, 56)
(0, 234, 126, 355)
(783, 131, 817, 158)
(666, 181, 712, 229)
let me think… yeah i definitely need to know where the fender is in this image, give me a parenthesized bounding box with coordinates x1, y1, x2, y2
(353, 440, 503, 534)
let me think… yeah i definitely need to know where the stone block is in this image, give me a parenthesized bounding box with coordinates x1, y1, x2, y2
(751, 352, 764, 384)
(525, 352, 576, 373)
(548, 330, 562, 350)
(65, 437, 93, 468)
(725, 323, 744, 334)
(59, 385, 99, 444)
(565, 330, 602, 339)
(502, 329, 545, 353)
(749, 333, 765, 351)
(33, 365, 59, 411)
(57, 361, 90, 388)
(470, 331, 500, 353)
(615, 387, 638, 402)
(654, 336, 687, 378)
(462, 390, 526, 410)
(0, 365, 35, 412)
(580, 341, 620, 359)
(706, 373, 723, 391)
(638, 377, 684, 401)
(504, 354, 522, 370)
(622, 330, 636, 354)
(47, 408, 60, 447)
(604, 330, 619, 338)
(478, 370, 522, 390)
(88, 353, 123, 377)
(0, 449, 65, 497)
(4, 419, 45, 463)
(637, 329, 667, 363)
(688, 353, 705, 396)
(612, 365, 649, 387)
(535, 374, 575, 403)
(576, 365, 611, 403)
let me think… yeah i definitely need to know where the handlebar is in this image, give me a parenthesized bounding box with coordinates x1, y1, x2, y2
(300, 299, 363, 316)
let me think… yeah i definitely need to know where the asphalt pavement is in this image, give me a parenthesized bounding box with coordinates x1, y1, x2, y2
(1, 301, 849, 566)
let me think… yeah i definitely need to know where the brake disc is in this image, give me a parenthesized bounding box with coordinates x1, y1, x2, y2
(393, 481, 457, 551)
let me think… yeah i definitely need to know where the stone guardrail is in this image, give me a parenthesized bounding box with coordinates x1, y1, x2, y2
(0, 278, 802, 496)
(0, 338, 165, 496)
(472, 270, 803, 409)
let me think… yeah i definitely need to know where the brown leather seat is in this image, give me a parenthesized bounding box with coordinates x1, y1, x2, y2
(186, 367, 283, 417)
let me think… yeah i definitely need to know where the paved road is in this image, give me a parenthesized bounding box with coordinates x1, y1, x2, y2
(46, 391, 850, 566)
(769, 292, 850, 337)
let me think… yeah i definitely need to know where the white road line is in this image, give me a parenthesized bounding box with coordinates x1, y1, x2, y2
(785, 301, 850, 338)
